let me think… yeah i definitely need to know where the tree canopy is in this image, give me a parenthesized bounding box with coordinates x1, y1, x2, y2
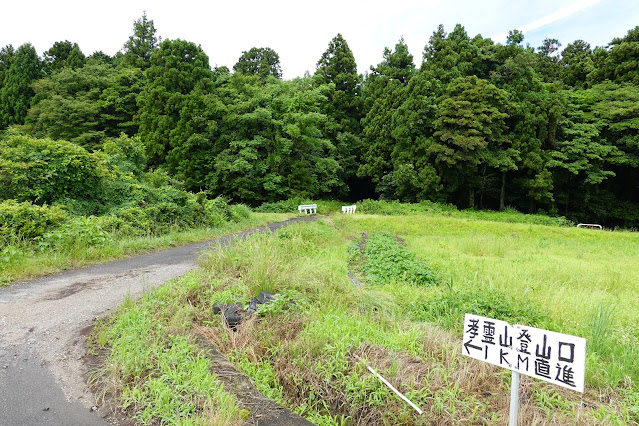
(233, 47, 282, 79)
(3, 17, 639, 226)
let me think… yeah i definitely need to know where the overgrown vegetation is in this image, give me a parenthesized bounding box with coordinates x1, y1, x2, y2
(0, 132, 282, 284)
(90, 277, 245, 425)
(357, 233, 439, 286)
(94, 214, 639, 424)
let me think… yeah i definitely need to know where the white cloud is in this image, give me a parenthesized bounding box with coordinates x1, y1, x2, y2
(491, 0, 601, 43)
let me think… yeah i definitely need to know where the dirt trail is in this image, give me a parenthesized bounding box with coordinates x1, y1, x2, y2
(0, 217, 315, 425)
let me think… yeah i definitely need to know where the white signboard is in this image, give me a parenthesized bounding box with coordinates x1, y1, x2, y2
(463, 314, 586, 392)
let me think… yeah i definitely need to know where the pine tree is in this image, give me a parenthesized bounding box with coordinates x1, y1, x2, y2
(121, 12, 159, 70)
(315, 33, 363, 196)
(432, 75, 510, 208)
(359, 39, 415, 192)
(136, 39, 213, 165)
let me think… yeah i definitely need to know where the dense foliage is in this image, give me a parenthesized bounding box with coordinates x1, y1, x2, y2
(3, 15, 639, 226)
(0, 132, 249, 248)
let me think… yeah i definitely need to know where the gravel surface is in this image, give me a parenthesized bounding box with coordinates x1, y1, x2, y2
(0, 217, 315, 425)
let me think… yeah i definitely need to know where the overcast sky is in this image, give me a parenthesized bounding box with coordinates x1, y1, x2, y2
(1, 0, 638, 79)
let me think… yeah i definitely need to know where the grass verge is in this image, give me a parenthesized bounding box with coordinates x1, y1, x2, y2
(0, 212, 291, 285)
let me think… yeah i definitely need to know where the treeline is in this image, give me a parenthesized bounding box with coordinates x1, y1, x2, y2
(2, 14, 639, 226)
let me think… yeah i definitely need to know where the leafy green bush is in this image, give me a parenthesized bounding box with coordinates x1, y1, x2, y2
(354, 200, 573, 227)
(206, 196, 233, 220)
(0, 134, 106, 205)
(256, 198, 308, 213)
(103, 207, 153, 236)
(0, 135, 253, 250)
(0, 245, 24, 267)
(360, 233, 439, 286)
(37, 217, 111, 250)
(459, 208, 574, 227)
(230, 204, 252, 221)
(0, 200, 69, 240)
(255, 198, 342, 213)
(102, 134, 147, 177)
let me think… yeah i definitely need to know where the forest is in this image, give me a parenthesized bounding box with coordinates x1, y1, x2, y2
(1, 13, 639, 227)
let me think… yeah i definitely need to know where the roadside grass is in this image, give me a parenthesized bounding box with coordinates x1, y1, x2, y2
(94, 213, 639, 425)
(0, 212, 291, 285)
(89, 275, 246, 425)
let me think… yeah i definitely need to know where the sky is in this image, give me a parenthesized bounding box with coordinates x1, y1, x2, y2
(1, 0, 638, 79)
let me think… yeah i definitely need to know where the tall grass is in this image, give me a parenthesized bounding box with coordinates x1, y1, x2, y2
(335, 214, 639, 391)
(90, 276, 244, 425)
(95, 213, 639, 425)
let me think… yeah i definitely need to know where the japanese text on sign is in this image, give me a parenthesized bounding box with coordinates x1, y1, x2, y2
(463, 314, 586, 392)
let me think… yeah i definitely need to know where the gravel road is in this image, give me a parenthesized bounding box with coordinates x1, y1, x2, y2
(0, 217, 315, 425)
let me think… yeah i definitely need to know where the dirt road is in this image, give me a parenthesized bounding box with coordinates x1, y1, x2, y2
(0, 217, 314, 425)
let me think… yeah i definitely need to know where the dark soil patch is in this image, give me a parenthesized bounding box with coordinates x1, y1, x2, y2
(45, 280, 93, 300)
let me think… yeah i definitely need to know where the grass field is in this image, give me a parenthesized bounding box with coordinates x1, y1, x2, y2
(92, 210, 639, 425)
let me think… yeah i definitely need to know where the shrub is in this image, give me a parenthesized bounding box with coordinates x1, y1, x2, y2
(206, 197, 233, 221)
(102, 134, 147, 177)
(255, 198, 343, 213)
(357, 199, 457, 215)
(0, 134, 106, 205)
(230, 204, 252, 221)
(38, 216, 111, 250)
(460, 209, 574, 227)
(255, 198, 306, 213)
(0, 200, 69, 240)
(108, 207, 153, 236)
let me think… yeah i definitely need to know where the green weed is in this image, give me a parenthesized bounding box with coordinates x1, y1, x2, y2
(409, 285, 549, 332)
(94, 211, 638, 424)
(359, 233, 439, 286)
(91, 275, 243, 425)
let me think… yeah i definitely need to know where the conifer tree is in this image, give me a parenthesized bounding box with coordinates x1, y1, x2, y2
(136, 39, 213, 165)
(121, 12, 159, 70)
(315, 33, 363, 196)
(0, 43, 42, 127)
(359, 39, 415, 193)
